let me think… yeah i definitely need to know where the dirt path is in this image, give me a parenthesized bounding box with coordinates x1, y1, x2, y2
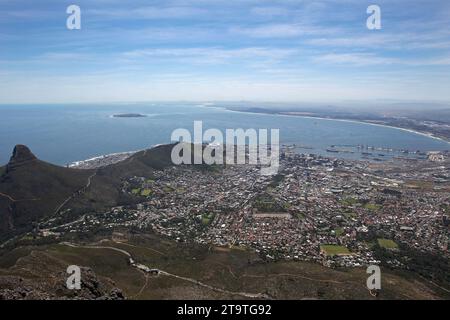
(0, 192, 40, 202)
(242, 272, 347, 285)
(61, 242, 132, 257)
(53, 171, 97, 216)
(60, 242, 270, 299)
(132, 274, 149, 299)
(113, 241, 166, 257)
(0, 192, 15, 202)
(159, 270, 270, 299)
(418, 274, 450, 293)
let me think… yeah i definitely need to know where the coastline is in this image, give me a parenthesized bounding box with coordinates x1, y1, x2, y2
(282, 113, 450, 145)
(69, 151, 137, 169)
(221, 107, 450, 146)
(67, 107, 450, 168)
(68, 144, 166, 169)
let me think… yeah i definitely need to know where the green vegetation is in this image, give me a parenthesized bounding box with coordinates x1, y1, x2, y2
(210, 164, 222, 172)
(131, 188, 141, 195)
(365, 241, 377, 250)
(254, 193, 286, 213)
(0, 246, 34, 268)
(372, 242, 450, 292)
(140, 189, 152, 197)
(440, 204, 450, 216)
(377, 238, 398, 249)
(201, 213, 215, 226)
(340, 197, 359, 206)
(364, 203, 382, 211)
(269, 174, 285, 187)
(1, 234, 447, 300)
(343, 211, 357, 219)
(229, 244, 247, 251)
(334, 228, 344, 237)
(200, 163, 222, 173)
(163, 185, 174, 193)
(320, 245, 351, 256)
(20, 235, 35, 241)
(295, 212, 305, 220)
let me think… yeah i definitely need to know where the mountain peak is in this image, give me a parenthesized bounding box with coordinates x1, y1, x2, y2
(7, 145, 37, 168)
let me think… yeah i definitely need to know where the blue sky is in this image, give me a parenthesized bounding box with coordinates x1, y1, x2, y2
(0, 0, 450, 104)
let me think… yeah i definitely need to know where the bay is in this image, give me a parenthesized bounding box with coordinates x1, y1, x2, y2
(0, 103, 449, 165)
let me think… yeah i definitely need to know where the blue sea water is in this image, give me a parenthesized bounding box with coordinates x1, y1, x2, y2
(0, 103, 449, 166)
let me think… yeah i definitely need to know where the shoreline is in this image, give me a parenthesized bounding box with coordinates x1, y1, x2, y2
(283, 113, 450, 145)
(68, 107, 449, 168)
(68, 144, 167, 169)
(221, 107, 450, 146)
(68, 151, 138, 169)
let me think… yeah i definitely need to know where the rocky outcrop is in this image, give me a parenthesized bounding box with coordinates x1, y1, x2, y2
(5, 145, 37, 172)
(0, 267, 125, 300)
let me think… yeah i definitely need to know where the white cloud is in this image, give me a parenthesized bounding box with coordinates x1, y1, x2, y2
(314, 52, 450, 67)
(306, 31, 450, 50)
(230, 23, 337, 38)
(122, 47, 298, 64)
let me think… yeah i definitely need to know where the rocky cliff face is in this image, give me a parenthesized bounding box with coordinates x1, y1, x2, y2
(5, 145, 37, 172)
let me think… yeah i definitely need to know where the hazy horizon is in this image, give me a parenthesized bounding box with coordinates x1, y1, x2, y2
(1, 99, 450, 111)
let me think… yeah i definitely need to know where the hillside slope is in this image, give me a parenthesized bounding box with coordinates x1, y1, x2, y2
(0, 145, 95, 239)
(0, 144, 175, 241)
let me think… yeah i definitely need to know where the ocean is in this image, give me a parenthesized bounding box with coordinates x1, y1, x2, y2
(0, 103, 449, 166)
